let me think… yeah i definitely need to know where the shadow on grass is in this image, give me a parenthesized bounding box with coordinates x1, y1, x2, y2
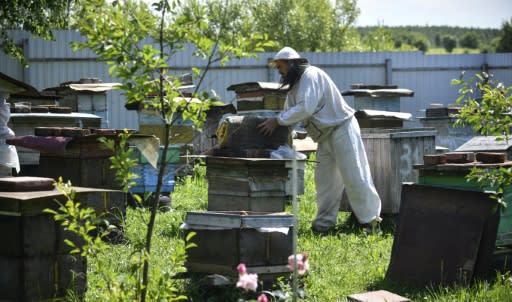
(304, 212, 399, 237)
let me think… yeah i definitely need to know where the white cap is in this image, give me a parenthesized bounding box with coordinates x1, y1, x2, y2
(268, 47, 302, 67)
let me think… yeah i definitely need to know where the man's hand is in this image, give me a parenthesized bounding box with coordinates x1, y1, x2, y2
(257, 117, 279, 136)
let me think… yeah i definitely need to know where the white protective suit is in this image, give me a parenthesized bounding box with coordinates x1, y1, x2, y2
(0, 92, 20, 174)
(276, 65, 381, 227)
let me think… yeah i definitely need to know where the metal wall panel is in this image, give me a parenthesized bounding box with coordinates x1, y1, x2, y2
(0, 52, 23, 80)
(2, 30, 511, 130)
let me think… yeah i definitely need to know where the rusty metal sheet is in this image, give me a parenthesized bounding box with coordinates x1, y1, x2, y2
(386, 183, 500, 286)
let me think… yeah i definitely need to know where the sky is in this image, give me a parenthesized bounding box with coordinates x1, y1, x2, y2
(355, 0, 512, 29)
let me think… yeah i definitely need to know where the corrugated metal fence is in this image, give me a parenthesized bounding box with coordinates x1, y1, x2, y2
(1, 30, 511, 129)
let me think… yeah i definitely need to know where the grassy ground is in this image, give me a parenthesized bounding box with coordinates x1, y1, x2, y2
(86, 159, 512, 301)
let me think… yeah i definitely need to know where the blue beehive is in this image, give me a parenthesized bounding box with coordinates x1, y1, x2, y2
(128, 145, 179, 194)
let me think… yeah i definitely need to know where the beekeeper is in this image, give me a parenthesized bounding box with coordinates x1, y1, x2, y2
(258, 47, 382, 233)
(0, 91, 20, 175)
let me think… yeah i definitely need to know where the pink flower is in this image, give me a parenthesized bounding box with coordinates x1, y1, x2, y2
(257, 293, 269, 302)
(287, 252, 310, 275)
(236, 272, 258, 292)
(236, 263, 258, 292)
(237, 263, 247, 275)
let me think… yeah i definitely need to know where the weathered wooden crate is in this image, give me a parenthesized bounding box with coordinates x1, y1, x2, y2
(0, 186, 124, 301)
(35, 134, 160, 190)
(205, 156, 305, 211)
(341, 128, 436, 214)
(0, 255, 86, 301)
(38, 156, 119, 189)
(184, 211, 293, 276)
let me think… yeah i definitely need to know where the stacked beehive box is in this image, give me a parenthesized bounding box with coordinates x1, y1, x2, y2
(128, 145, 181, 194)
(0, 177, 125, 301)
(184, 82, 304, 278)
(8, 113, 102, 167)
(205, 156, 304, 212)
(185, 157, 304, 278)
(227, 82, 288, 112)
(43, 78, 117, 128)
(342, 84, 414, 128)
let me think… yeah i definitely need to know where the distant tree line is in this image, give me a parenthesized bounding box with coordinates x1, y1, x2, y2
(356, 23, 511, 53)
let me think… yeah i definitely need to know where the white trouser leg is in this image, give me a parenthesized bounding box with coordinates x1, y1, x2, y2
(312, 141, 344, 229)
(330, 117, 381, 224)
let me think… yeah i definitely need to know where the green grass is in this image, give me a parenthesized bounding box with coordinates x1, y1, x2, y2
(427, 47, 482, 55)
(86, 160, 512, 301)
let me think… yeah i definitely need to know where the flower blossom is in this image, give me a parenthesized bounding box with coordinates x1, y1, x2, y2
(236, 263, 258, 292)
(287, 252, 310, 275)
(237, 263, 247, 275)
(257, 293, 269, 302)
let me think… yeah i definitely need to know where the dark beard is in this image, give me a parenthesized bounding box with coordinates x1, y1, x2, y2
(280, 59, 309, 90)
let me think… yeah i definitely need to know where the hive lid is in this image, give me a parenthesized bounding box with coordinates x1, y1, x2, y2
(342, 88, 414, 98)
(185, 211, 293, 228)
(355, 109, 412, 121)
(456, 136, 512, 152)
(0, 176, 55, 192)
(227, 82, 288, 92)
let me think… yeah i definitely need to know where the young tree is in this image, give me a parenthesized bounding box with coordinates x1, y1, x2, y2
(452, 72, 512, 208)
(60, 0, 274, 300)
(435, 33, 442, 47)
(0, 0, 75, 66)
(442, 35, 457, 53)
(406, 32, 430, 52)
(363, 26, 395, 51)
(460, 31, 480, 49)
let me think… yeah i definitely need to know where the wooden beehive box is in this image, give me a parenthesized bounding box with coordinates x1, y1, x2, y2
(7, 113, 101, 166)
(227, 82, 288, 111)
(205, 156, 305, 212)
(341, 128, 436, 214)
(455, 136, 512, 160)
(128, 163, 176, 194)
(184, 211, 293, 277)
(342, 84, 414, 112)
(0, 185, 125, 301)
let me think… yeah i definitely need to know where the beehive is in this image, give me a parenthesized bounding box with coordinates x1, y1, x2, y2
(205, 156, 305, 212)
(184, 211, 293, 277)
(227, 82, 287, 111)
(0, 183, 125, 301)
